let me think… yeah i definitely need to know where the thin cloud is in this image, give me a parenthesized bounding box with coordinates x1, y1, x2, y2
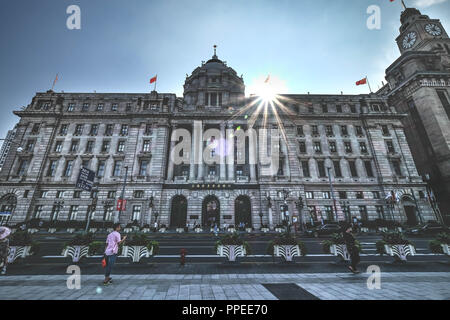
(413, 0, 448, 8)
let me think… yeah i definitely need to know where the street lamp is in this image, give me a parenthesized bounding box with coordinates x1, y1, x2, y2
(52, 200, 64, 221)
(259, 211, 264, 228)
(266, 195, 273, 229)
(295, 196, 305, 233)
(147, 196, 154, 227)
(326, 166, 339, 222)
(85, 189, 98, 232)
(340, 200, 350, 223)
(280, 189, 291, 234)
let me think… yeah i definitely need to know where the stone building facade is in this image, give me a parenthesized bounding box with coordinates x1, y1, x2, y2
(379, 6, 450, 220)
(0, 7, 442, 229)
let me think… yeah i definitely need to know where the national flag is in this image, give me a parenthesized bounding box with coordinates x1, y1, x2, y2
(150, 75, 157, 84)
(356, 77, 367, 86)
(264, 75, 270, 84)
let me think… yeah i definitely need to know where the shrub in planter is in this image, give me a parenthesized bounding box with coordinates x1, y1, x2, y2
(62, 232, 95, 263)
(88, 241, 105, 256)
(215, 233, 251, 262)
(376, 231, 415, 261)
(8, 231, 40, 264)
(429, 233, 450, 255)
(267, 233, 307, 262)
(121, 232, 159, 263)
(322, 233, 361, 261)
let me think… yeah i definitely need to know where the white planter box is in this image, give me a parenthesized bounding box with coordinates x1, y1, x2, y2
(273, 245, 301, 262)
(67, 228, 75, 234)
(194, 228, 203, 233)
(217, 245, 246, 262)
(227, 228, 236, 233)
(176, 228, 185, 233)
(330, 244, 351, 261)
(384, 244, 415, 261)
(441, 244, 449, 256)
(88, 228, 97, 233)
(106, 228, 113, 233)
(142, 228, 150, 233)
(62, 245, 90, 263)
(159, 228, 166, 233)
(360, 227, 369, 233)
(48, 228, 56, 234)
(121, 245, 153, 263)
(245, 228, 253, 233)
(7, 246, 32, 264)
(378, 227, 388, 233)
(27, 228, 38, 234)
(261, 228, 269, 233)
(275, 228, 284, 233)
(124, 228, 133, 234)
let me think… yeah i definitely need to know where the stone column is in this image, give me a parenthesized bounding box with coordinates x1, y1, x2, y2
(189, 122, 196, 181)
(197, 123, 204, 180)
(167, 124, 176, 181)
(220, 122, 226, 181)
(227, 123, 235, 181)
(281, 138, 290, 178)
(249, 128, 257, 182)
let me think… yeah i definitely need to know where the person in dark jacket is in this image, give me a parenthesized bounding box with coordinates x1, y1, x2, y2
(342, 224, 360, 274)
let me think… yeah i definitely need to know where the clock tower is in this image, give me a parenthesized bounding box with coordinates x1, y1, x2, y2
(382, 3, 450, 223)
(396, 6, 449, 53)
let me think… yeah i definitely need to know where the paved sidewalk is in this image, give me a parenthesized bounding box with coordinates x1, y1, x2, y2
(0, 272, 449, 300)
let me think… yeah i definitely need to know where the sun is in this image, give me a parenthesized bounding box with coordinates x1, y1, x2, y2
(247, 75, 287, 102)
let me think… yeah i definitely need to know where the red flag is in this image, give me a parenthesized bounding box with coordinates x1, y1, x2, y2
(264, 75, 270, 83)
(356, 78, 367, 86)
(150, 76, 157, 84)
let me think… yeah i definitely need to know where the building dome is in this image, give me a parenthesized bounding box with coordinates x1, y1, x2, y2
(183, 46, 245, 110)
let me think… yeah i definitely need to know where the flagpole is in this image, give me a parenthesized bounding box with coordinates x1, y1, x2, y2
(366, 76, 373, 93)
(401, 0, 407, 10)
(51, 73, 58, 91)
(154, 75, 157, 92)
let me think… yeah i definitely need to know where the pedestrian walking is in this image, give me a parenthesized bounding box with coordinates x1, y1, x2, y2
(342, 223, 360, 274)
(0, 227, 11, 275)
(103, 223, 127, 285)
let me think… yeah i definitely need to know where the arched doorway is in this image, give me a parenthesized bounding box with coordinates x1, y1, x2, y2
(170, 195, 187, 228)
(0, 194, 17, 226)
(402, 195, 418, 226)
(202, 195, 220, 228)
(235, 196, 252, 228)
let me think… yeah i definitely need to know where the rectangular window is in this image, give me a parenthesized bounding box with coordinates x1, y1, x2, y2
(105, 124, 114, 136)
(317, 160, 326, 178)
(47, 160, 57, 177)
(132, 205, 142, 221)
(54, 141, 63, 153)
(82, 103, 90, 112)
(17, 159, 28, 176)
(82, 159, 90, 169)
(64, 160, 73, 177)
(356, 191, 364, 199)
(329, 141, 337, 153)
(117, 140, 125, 153)
(382, 125, 390, 136)
(344, 141, 352, 153)
(386, 140, 395, 153)
(350, 105, 356, 113)
(126, 103, 132, 112)
(376, 205, 384, 219)
(364, 161, 374, 177)
(326, 125, 334, 136)
(86, 141, 94, 153)
(323, 191, 331, 199)
(74, 124, 84, 136)
(302, 161, 310, 177)
(90, 124, 99, 136)
(67, 103, 75, 112)
(349, 160, 358, 177)
(143, 140, 151, 152)
(59, 124, 68, 135)
(26, 140, 35, 152)
(139, 160, 148, 176)
(305, 191, 314, 199)
(314, 141, 322, 153)
(359, 142, 368, 154)
(436, 90, 450, 120)
(373, 191, 380, 199)
(336, 105, 342, 113)
(322, 104, 328, 113)
(120, 125, 129, 136)
(299, 141, 306, 153)
(69, 205, 79, 221)
(311, 125, 319, 135)
(73, 191, 81, 199)
(392, 160, 402, 176)
(56, 191, 65, 199)
(339, 191, 347, 199)
(96, 104, 104, 111)
(113, 160, 122, 177)
(325, 206, 334, 221)
(134, 190, 144, 198)
(34, 205, 43, 218)
(145, 124, 153, 135)
(97, 161, 106, 178)
(107, 191, 116, 199)
(333, 161, 342, 177)
(355, 126, 364, 136)
(341, 125, 348, 136)
(111, 104, 118, 112)
(101, 140, 110, 153)
(70, 140, 79, 152)
(297, 126, 304, 136)
(210, 93, 217, 106)
(31, 123, 40, 135)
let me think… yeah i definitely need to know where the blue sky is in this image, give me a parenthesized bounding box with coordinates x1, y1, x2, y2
(0, 0, 449, 141)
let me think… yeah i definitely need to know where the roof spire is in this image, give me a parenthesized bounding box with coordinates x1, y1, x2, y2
(213, 44, 218, 59)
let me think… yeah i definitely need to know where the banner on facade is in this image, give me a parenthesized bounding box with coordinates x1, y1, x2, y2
(76, 167, 95, 191)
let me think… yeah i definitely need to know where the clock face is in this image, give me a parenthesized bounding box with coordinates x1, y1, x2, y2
(425, 23, 442, 36)
(402, 32, 417, 49)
